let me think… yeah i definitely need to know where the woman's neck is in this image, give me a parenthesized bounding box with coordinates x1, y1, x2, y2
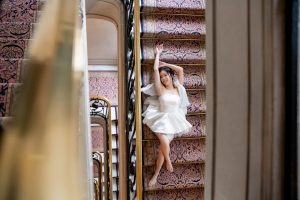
(165, 84, 174, 90)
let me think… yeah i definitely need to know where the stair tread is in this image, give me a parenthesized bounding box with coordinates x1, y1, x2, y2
(142, 63, 205, 67)
(143, 163, 205, 191)
(0, 22, 33, 40)
(144, 187, 204, 200)
(141, 15, 205, 39)
(143, 139, 205, 165)
(141, 40, 205, 64)
(0, 39, 32, 59)
(0, 58, 23, 83)
(141, 0, 205, 15)
(1, 0, 38, 10)
(0, 4, 37, 23)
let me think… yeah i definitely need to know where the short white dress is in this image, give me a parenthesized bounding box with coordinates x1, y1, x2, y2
(142, 80, 192, 141)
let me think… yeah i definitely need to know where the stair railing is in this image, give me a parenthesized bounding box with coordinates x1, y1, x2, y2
(94, 180, 100, 200)
(90, 96, 113, 200)
(0, 0, 93, 199)
(124, 0, 143, 199)
(93, 151, 103, 200)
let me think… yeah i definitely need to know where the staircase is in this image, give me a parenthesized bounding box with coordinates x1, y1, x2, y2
(140, 0, 206, 199)
(0, 0, 45, 129)
(89, 71, 120, 199)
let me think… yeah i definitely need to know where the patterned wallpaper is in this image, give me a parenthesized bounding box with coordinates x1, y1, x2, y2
(91, 125, 104, 152)
(88, 71, 118, 105)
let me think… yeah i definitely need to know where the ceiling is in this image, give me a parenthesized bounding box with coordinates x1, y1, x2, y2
(85, 0, 120, 65)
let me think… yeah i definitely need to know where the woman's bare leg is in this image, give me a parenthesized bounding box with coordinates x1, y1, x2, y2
(149, 149, 164, 187)
(156, 134, 173, 172)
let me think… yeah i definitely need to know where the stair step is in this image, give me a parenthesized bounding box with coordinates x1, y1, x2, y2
(143, 114, 206, 140)
(144, 187, 204, 200)
(142, 65, 206, 89)
(1, 0, 38, 10)
(0, 1, 38, 23)
(187, 89, 206, 113)
(0, 22, 33, 40)
(0, 39, 30, 59)
(142, 63, 205, 67)
(143, 138, 205, 166)
(0, 83, 22, 117)
(143, 163, 205, 191)
(141, 14, 205, 40)
(141, 40, 205, 64)
(0, 58, 23, 83)
(141, 0, 205, 15)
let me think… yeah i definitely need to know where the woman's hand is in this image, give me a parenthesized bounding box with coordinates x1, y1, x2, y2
(159, 61, 167, 68)
(155, 43, 164, 55)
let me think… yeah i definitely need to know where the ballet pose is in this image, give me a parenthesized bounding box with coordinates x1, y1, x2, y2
(142, 44, 192, 187)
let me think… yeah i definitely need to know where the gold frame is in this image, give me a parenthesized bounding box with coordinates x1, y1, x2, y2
(134, 0, 143, 199)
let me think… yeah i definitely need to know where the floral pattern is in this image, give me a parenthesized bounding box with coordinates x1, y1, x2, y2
(88, 71, 118, 106)
(0, 0, 38, 23)
(0, 22, 32, 40)
(141, 15, 205, 39)
(0, 39, 27, 59)
(145, 188, 204, 200)
(143, 138, 205, 166)
(141, 0, 205, 15)
(187, 90, 206, 113)
(0, 58, 22, 83)
(144, 163, 205, 190)
(141, 40, 205, 64)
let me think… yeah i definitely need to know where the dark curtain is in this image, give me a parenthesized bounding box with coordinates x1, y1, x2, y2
(285, 0, 298, 199)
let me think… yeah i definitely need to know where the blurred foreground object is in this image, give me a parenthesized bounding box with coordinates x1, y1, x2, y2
(0, 0, 90, 199)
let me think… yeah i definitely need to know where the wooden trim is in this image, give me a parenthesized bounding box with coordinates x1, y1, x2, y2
(134, 0, 143, 199)
(117, 3, 127, 200)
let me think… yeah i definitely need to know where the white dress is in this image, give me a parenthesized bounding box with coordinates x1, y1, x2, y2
(142, 82, 192, 141)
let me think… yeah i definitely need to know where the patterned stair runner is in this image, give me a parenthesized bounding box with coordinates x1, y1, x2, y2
(140, 0, 206, 199)
(0, 0, 43, 124)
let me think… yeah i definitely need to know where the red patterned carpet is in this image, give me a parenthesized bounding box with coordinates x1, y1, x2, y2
(141, 0, 206, 199)
(0, 0, 40, 119)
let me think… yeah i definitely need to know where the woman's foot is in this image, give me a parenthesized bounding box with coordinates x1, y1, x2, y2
(166, 159, 173, 172)
(149, 174, 158, 187)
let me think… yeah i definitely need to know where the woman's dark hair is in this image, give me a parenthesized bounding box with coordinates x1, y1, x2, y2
(159, 66, 175, 77)
(159, 66, 175, 86)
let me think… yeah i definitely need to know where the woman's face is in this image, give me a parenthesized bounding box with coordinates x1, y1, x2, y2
(159, 70, 172, 86)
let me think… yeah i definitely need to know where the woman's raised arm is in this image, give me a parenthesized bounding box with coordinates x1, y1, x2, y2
(153, 44, 164, 95)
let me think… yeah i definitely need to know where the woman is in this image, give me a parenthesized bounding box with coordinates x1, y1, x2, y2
(142, 44, 192, 187)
